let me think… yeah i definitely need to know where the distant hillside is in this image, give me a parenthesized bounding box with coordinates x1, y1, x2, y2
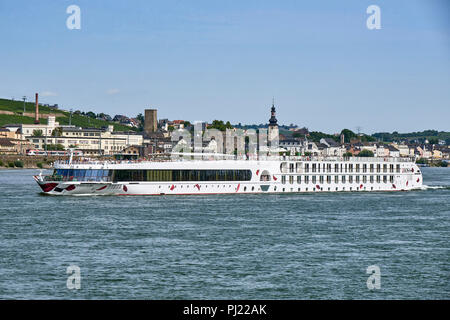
(0, 98, 136, 132)
(372, 130, 450, 144)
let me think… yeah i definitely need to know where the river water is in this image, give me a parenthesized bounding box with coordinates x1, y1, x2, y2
(0, 167, 449, 299)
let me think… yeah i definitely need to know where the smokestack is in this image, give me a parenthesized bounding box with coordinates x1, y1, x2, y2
(34, 93, 40, 124)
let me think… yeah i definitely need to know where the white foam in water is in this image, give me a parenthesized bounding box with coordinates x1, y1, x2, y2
(420, 185, 447, 190)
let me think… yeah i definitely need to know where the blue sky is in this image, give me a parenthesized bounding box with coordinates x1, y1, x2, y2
(0, 0, 449, 134)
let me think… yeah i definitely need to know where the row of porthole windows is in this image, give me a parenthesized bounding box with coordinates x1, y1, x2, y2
(153, 184, 260, 192)
(281, 175, 394, 184)
(278, 186, 376, 192)
(119, 184, 377, 192)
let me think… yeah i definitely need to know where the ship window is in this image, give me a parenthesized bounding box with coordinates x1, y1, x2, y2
(111, 169, 252, 182)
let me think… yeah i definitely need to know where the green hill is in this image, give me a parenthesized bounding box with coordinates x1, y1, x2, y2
(0, 98, 136, 132)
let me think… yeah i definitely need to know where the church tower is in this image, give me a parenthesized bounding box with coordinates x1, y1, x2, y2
(268, 99, 279, 143)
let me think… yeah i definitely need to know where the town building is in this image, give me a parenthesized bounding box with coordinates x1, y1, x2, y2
(25, 124, 143, 156)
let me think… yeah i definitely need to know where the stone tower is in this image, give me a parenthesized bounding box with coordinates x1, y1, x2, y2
(144, 109, 157, 136)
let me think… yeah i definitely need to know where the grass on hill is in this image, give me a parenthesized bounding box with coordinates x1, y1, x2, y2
(0, 98, 137, 132)
(0, 98, 56, 114)
(0, 114, 48, 127)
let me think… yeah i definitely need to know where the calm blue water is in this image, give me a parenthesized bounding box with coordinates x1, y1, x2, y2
(0, 168, 449, 299)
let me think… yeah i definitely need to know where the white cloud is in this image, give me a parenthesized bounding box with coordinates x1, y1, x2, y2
(106, 88, 120, 95)
(41, 91, 57, 97)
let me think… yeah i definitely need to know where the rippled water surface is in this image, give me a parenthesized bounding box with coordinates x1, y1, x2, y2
(0, 168, 449, 299)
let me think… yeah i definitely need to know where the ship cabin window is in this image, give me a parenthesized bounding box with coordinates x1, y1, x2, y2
(52, 169, 110, 181)
(289, 163, 295, 173)
(260, 170, 271, 182)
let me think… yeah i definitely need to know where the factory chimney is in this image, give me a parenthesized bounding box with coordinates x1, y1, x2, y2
(34, 93, 40, 124)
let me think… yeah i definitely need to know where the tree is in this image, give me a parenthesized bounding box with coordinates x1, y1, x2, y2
(209, 120, 233, 131)
(136, 113, 145, 131)
(358, 149, 374, 157)
(340, 129, 357, 143)
(343, 152, 353, 157)
(51, 127, 63, 137)
(86, 111, 96, 118)
(32, 129, 43, 137)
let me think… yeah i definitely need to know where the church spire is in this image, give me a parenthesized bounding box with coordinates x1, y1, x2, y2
(269, 99, 278, 127)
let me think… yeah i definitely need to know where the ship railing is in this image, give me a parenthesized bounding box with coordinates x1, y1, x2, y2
(53, 155, 416, 165)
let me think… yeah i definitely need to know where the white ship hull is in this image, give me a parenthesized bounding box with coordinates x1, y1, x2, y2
(35, 157, 423, 196)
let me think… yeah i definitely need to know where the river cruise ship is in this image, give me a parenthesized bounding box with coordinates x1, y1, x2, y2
(34, 156, 423, 195)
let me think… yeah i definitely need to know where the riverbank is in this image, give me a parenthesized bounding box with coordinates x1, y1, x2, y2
(0, 155, 61, 169)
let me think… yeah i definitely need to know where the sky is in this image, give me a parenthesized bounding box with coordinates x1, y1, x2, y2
(0, 0, 449, 134)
